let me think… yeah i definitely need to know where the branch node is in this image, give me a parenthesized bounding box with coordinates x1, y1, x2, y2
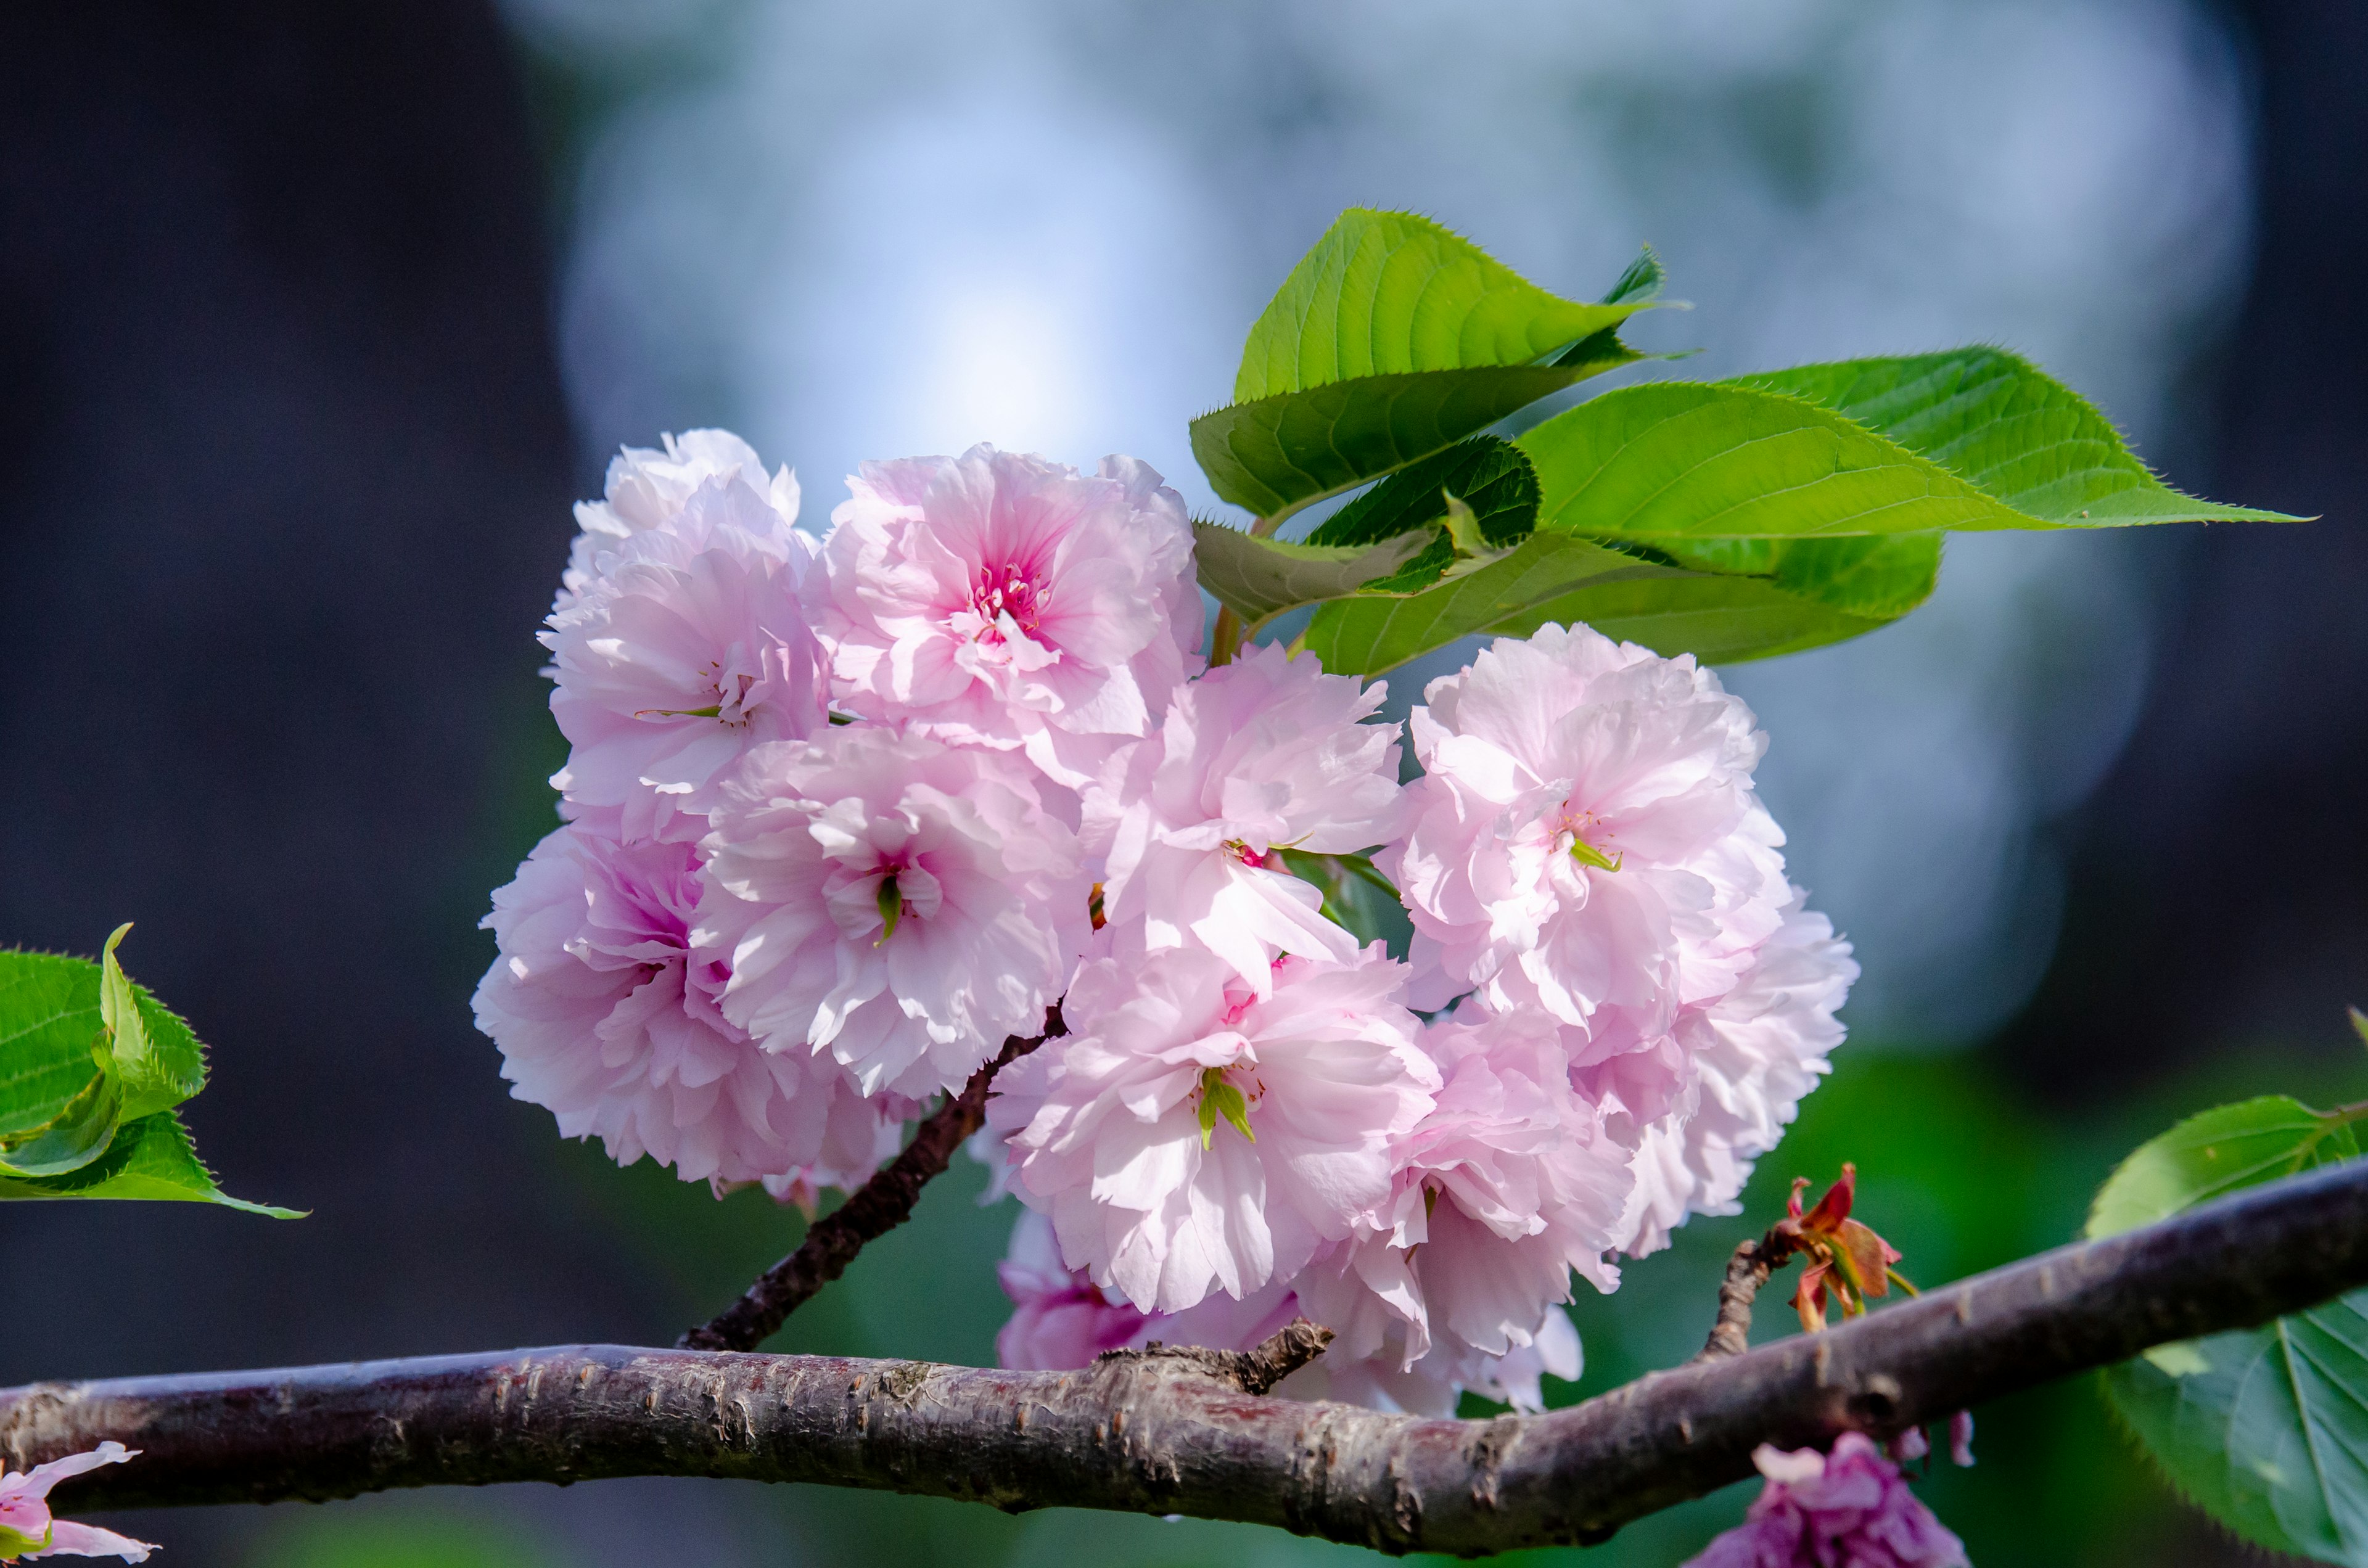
(1098, 1318, 1334, 1395)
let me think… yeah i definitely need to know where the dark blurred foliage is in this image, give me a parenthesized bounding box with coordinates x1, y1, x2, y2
(0, 2, 2359, 1566)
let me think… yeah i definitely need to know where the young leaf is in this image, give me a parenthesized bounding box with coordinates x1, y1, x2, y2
(1191, 365, 1589, 520)
(1297, 437, 1542, 596)
(0, 1109, 302, 1217)
(1233, 209, 1649, 403)
(0, 1069, 121, 1178)
(1194, 211, 1656, 522)
(1191, 519, 1433, 625)
(1299, 531, 1687, 676)
(1306, 437, 1540, 550)
(96, 924, 204, 1120)
(1519, 382, 2045, 540)
(2090, 1094, 2368, 1562)
(1732, 350, 2302, 527)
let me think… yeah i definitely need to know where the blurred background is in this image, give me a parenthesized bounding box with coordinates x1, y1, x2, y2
(1, 1, 2362, 1563)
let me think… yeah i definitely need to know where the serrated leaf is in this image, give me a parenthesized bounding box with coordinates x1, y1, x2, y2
(2091, 1095, 2368, 1561)
(1196, 211, 1654, 522)
(1191, 365, 1594, 520)
(1598, 246, 1666, 308)
(1520, 382, 2051, 540)
(0, 1070, 120, 1178)
(1191, 520, 1433, 625)
(1298, 438, 1542, 596)
(1732, 350, 2301, 526)
(0, 1109, 301, 1217)
(1300, 532, 1686, 676)
(1307, 437, 1540, 550)
(1234, 209, 1649, 402)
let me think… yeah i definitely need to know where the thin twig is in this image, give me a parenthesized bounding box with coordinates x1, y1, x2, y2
(1689, 1229, 1805, 1365)
(11, 1160, 2368, 1554)
(679, 1008, 1063, 1352)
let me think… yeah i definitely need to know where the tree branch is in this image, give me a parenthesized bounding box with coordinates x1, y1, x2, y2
(680, 1009, 1062, 1353)
(1690, 1230, 1803, 1365)
(9, 1160, 2366, 1557)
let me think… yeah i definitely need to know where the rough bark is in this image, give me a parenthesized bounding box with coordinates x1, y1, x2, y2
(1691, 1233, 1801, 1365)
(681, 1012, 1060, 1352)
(6, 1160, 2366, 1555)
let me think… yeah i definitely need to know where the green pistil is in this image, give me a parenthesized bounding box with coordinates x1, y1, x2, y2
(874, 874, 902, 946)
(1196, 1068, 1256, 1149)
(1569, 835, 1623, 872)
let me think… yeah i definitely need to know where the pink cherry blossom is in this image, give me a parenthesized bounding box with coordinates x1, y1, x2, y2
(547, 474, 828, 842)
(808, 446, 1199, 784)
(561, 428, 800, 610)
(1684, 1434, 1968, 1568)
(0, 1443, 155, 1562)
(696, 726, 1089, 1098)
(476, 825, 902, 1192)
(993, 1207, 1153, 1369)
(1614, 898, 1857, 1257)
(1294, 1006, 1629, 1389)
(1096, 642, 1403, 993)
(1384, 623, 1790, 1074)
(990, 946, 1437, 1314)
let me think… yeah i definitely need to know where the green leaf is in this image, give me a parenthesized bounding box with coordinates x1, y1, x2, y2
(1191, 365, 1595, 520)
(1732, 350, 2303, 527)
(97, 924, 205, 1120)
(1597, 246, 1667, 308)
(1300, 531, 1688, 676)
(1191, 519, 1434, 625)
(0, 1070, 120, 1178)
(2092, 1096, 2368, 1561)
(1296, 437, 1542, 596)
(0, 1108, 302, 1217)
(1273, 850, 1410, 955)
(1194, 211, 1654, 522)
(1520, 382, 2052, 540)
(1233, 209, 1648, 403)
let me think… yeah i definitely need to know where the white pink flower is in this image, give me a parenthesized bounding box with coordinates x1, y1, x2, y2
(1385, 622, 1789, 1059)
(475, 825, 901, 1191)
(561, 428, 801, 610)
(1684, 1434, 1967, 1568)
(993, 1207, 1149, 1371)
(1614, 898, 1857, 1257)
(808, 446, 1199, 784)
(990, 946, 1437, 1315)
(546, 474, 828, 842)
(1294, 1006, 1629, 1389)
(696, 726, 1088, 1099)
(0, 1443, 155, 1562)
(1097, 642, 1403, 993)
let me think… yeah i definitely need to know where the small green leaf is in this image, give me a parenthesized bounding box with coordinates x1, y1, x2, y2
(0, 1109, 302, 1217)
(1273, 850, 1410, 954)
(1191, 365, 1593, 520)
(1519, 382, 2044, 541)
(1195, 211, 1655, 522)
(1597, 246, 1667, 308)
(875, 875, 901, 947)
(1732, 350, 2302, 527)
(2092, 1094, 2368, 1561)
(1300, 532, 1684, 677)
(1233, 209, 1649, 403)
(1297, 438, 1542, 596)
(1195, 1068, 1254, 1150)
(0, 1069, 120, 1178)
(1191, 520, 1433, 626)
(2350, 1007, 2367, 1051)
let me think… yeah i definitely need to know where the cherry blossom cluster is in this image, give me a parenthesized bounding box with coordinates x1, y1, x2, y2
(476, 428, 1856, 1413)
